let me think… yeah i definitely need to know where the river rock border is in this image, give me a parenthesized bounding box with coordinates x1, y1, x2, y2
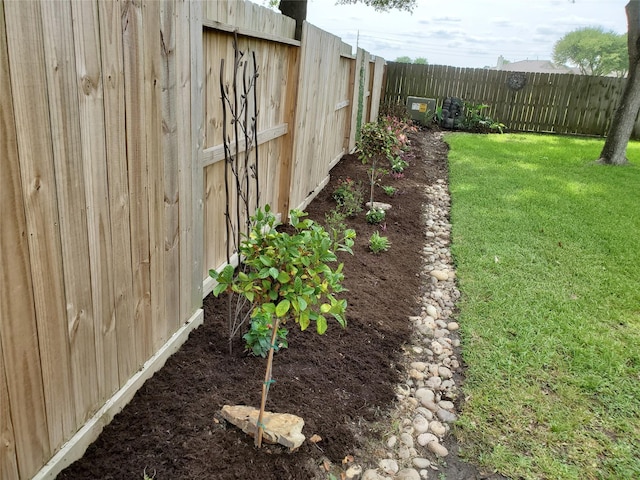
(359, 179, 461, 480)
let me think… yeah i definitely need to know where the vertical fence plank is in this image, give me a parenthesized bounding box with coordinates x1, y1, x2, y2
(98, 0, 137, 385)
(72, 0, 120, 403)
(191, 0, 204, 304)
(0, 3, 49, 477)
(5, 0, 76, 460)
(369, 56, 385, 121)
(160, 0, 181, 333)
(0, 340, 18, 480)
(278, 43, 300, 216)
(142, 0, 167, 351)
(122, 0, 152, 367)
(41, 0, 100, 426)
(177, 0, 195, 320)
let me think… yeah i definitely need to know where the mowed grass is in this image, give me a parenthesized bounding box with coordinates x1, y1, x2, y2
(446, 133, 640, 480)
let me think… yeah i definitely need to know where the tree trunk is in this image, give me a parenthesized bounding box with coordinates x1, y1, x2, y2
(598, 0, 640, 165)
(278, 0, 307, 41)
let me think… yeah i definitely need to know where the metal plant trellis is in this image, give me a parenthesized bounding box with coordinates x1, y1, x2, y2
(220, 32, 261, 354)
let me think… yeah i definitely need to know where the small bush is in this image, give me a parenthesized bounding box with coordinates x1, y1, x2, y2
(332, 177, 364, 217)
(366, 208, 386, 225)
(369, 231, 391, 254)
(391, 158, 409, 173)
(381, 185, 397, 197)
(460, 101, 506, 133)
(324, 208, 349, 247)
(210, 205, 355, 358)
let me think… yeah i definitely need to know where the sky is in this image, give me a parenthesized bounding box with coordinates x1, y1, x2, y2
(303, 0, 629, 69)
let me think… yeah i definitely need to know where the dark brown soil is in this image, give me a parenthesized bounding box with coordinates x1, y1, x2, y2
(58, 130, 497, 480)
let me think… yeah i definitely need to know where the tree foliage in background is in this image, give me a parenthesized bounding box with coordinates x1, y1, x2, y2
(338, 0, 416, 12)
(553, 26, 628, 77)
(394, 56, 428, 64)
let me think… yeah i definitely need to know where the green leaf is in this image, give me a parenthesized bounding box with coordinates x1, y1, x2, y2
(213, 283, 227, 297)
(277, 270, 291, 283)
(333, 312, 347, 328)
(258, 268, 271, 279)
(320, 303, 331, 314)
(269, 289, 278, 300)
(297, 296, 308, 311)
(262, 303, 276, 314)
(316, 315, 328, 334)
(299, 311, 310, 331)
(276, 299, 290, 317)
(269, 267, 279, 279)
(259, 255, 274, 267)
(244, 291, 255, 302)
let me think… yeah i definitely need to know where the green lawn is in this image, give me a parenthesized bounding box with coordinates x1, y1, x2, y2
(446, 133, 640, 480)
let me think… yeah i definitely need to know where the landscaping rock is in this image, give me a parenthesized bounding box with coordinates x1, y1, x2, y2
(417, 432, 438, 447)
(362, 469, 384, 480)
(430, 270, 449, 281)
(412, 414, 430, 433)
(379, 458, 399, 475)
(427, 441, 449, 457)
(345, 464, 363, 479)
(429, 420, 446, 437)
(396, 468, 421, 480)
(220, 405, 305, 450)
(412, 457, 431, 469)
(415, 388, 435, 403)
(366, 201, 392, 211)
(436, 409, 458, 423)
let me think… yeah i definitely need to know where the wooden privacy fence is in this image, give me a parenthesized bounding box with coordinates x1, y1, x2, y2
(384, 62, 640, 139)
(200, 4, 385, 297)
(0, 1, 385, 478)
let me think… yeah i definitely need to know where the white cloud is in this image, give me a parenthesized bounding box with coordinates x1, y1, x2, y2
(490, 17, 512, 27)
(432, 16, 462, 23)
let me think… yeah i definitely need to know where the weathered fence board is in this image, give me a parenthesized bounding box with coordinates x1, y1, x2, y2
(99, 0, 137, 386)
(383, 62, 640, 138)
(5, 0, 75, 468)
(1, 4, 50, 477)
(41, 0, 101, 429)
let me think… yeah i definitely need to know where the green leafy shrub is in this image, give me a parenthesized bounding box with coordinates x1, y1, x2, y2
(358, 121, 399, 207)
(369, 231, 391, 253)
(242, 310, 289, 357)
(461, 101, 506, 133)
(210, 205, 355, 357)
(391, 158, 409, 173)
(332, 177, 364, 217)
(381, 185, 397, 197)
(324, 208, 350, 247)
(366, 207, 386, 225)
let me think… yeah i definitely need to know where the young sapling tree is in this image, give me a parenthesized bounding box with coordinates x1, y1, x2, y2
(210, 205, 355, 447)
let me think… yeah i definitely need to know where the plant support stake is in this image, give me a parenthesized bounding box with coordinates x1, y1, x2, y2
(255, 317, 280, 448)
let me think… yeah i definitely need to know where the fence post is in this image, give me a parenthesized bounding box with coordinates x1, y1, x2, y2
(190, 0, 204, 307)
(343, 54, 356, 153)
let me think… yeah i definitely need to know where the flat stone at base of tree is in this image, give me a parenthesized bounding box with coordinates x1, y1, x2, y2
(366, 201, 392, 211)
(221, 405, 305, 450)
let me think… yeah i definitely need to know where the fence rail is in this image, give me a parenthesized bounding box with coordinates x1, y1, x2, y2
(0, 1, 385, 478)
(383, 62, 640, 138)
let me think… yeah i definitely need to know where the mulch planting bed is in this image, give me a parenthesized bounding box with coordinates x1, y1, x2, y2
(59, 129, 462, 480)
